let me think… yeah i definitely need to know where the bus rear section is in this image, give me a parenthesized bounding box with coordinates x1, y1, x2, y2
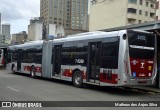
(126, 30, 156, 86)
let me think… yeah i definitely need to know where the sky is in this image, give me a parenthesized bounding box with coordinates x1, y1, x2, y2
(0, 0, 40, 34)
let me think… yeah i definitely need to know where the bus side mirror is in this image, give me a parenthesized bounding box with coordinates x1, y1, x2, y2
(123, 34, 127, 40)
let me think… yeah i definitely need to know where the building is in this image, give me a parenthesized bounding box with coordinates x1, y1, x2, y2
(0, 13, 1, 35)
(28, 17, 65, 40)
(82, 14, 89, 31)
(40, 0, 88, 36)
(47, 24, 65, 38)
(12, 31, 27, 44)
(156, 0, 160, 20)
(2, 24, 11, 44)
(28, 17, 43, 41)
(89, 0, 156, 31)
(0, 35, 5, 43)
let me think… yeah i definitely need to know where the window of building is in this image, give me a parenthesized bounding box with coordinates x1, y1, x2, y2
(128, 0, 137, 4)
(139, 0, 142, 5)
(146, 2, 149, 7)
(127, 8, 137, 14)
(139, 10, 142, 15)
(151, 4, 154, 8)
(139, 20, 141, 23)
(128, 19, 136, 24)
(145, 12, 148, 16)
(156, 16, 159, 20)
(150, 13, 155, 18)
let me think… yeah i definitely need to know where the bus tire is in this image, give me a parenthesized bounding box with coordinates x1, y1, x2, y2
(73, 70, 83, 88)
(12, 65, 16, 74)
(30, 66, 36, 78)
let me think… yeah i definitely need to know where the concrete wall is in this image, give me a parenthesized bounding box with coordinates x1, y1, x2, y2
(89, 0, 156, 31)
(89, 0, 128, 31)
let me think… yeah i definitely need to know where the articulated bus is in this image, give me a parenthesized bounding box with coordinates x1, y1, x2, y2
(7, 30, 157, 87)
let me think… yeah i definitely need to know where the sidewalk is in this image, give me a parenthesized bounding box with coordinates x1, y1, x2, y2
(131, 86, 160, 94)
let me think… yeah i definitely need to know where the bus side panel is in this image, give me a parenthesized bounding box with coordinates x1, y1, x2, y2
(42, 41, 52, 78)
(117, 30, 130, 86)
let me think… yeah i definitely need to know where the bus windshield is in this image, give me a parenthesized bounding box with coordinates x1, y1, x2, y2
(128, 30, 155, 59)
(0, 49, 1, 54)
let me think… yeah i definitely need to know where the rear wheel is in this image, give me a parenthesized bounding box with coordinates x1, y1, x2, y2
(73, 71, 83, 87)
(30, 66, 36, 78)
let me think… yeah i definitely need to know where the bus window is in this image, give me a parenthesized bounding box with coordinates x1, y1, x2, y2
(101, 40, 119, 69)
(128, 31, 155, 59)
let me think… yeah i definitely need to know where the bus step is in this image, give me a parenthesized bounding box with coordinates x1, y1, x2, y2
(86, 81, 100, 85)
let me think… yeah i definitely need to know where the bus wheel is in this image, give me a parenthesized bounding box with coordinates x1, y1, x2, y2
(12, 65, 16, 74)
(73, 70, 83, 87)
(30, 67, 36, 78)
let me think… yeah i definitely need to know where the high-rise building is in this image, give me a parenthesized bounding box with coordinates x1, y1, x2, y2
(89, 0, 156, 31)
(2, 24, 11, 44)
(40, 0, 88, 36)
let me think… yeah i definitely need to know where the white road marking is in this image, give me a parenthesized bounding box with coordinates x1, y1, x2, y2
(7, 87, 21, 92)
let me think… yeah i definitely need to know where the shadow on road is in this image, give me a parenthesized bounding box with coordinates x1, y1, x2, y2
(11, 72, 151, 96)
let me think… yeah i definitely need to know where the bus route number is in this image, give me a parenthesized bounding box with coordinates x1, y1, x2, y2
(137, 35, 146, 41)
(75, 59, 84, 64)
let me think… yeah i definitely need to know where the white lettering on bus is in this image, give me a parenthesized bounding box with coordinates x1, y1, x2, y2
(75, 59, 84, 64)
(130, 45, 154, 50)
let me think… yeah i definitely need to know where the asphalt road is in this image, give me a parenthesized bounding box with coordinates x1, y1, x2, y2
(0, 68, 160, 110)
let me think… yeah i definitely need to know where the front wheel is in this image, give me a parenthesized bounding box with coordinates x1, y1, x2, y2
(73, 71, 83, 87)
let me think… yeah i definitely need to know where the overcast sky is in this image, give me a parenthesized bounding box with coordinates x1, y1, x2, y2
(0, 0, 40, 34)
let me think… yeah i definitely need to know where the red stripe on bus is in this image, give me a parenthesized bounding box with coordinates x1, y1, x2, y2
(63, 69, 72, 77)
(35, 67, 42, 73)
(100, 73, 118, 84)
(24, 66, 31, 71)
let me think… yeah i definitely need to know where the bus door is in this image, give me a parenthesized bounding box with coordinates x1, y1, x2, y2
(87, 42, 101, 83)
(53, 45, 62, 76)
(17, 49, 22, 71)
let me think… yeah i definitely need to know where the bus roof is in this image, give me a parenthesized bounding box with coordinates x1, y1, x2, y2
(8, 29, 153, 49)
(9, 40, 43, 49)
(53, 30, 122, 43)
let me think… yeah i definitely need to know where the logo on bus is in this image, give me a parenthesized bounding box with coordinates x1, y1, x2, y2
(140, 62, 145, 68)
(131, 60, 138, 65)
(133, 72, 136, 77)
